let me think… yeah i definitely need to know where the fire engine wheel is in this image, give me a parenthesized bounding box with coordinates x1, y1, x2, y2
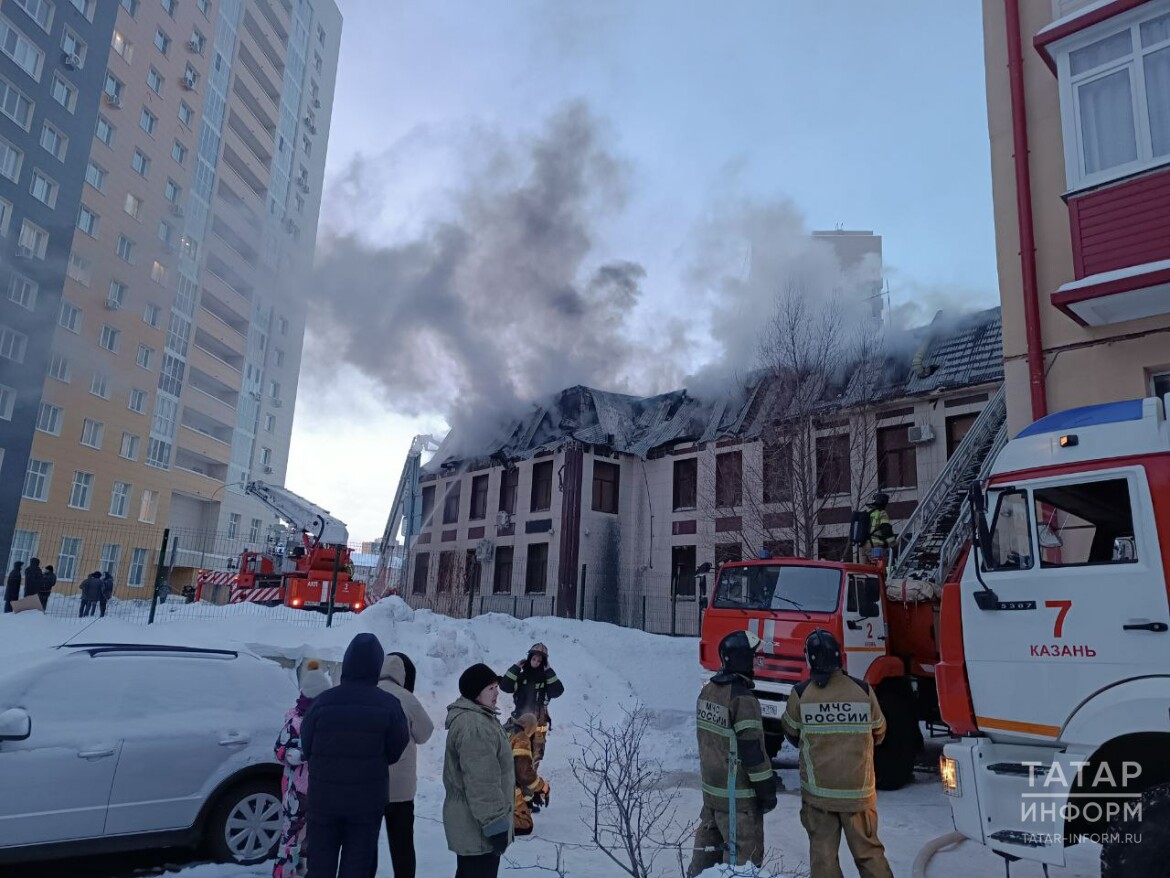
(1101, 782, 1170, 878)
(873, 678, 921, 791)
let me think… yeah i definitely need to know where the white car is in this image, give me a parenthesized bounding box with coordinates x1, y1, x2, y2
(0, 642, 299, 866)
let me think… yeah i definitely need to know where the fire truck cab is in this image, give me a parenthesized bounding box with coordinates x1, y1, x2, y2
(698, 555, 940, 790)
(939, 397, 1170, 874)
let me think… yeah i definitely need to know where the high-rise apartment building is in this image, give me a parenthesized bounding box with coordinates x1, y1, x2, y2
(1, 0, 341, 592)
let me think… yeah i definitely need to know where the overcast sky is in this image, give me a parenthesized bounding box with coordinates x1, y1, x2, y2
(287, 0, 999, 543)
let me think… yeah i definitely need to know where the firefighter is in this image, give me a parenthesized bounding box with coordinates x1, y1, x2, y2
(686, 630, 778, 877)
(782, 629, 893, 878)
(499, 643, 563, 765)
(507, 713, 550, 836)
(866, 493, 895, 561)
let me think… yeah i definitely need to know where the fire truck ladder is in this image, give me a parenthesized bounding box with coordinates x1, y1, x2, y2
(888, 384, 1008, 587)
(373, 434, 440, 596)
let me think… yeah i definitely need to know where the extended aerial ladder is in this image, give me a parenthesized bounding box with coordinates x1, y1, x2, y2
(372, 434, 441, 597)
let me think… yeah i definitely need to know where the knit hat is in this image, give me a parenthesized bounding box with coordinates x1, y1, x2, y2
(458, 663, 499, 701)
(299, 659, 332, 698)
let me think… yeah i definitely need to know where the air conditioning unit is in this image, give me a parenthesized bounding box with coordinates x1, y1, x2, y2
(249, 390, 262, 400)
(104, 298, 122, 310)
(182, 72, 198, 90)
(187, 37, 203, 53)
(908, 424, 936, 445)
(475, 539, 494, 562)
(263, 465, 273, 474)
(63, 53, 81, 70)
(170, 203, 185, 216)
(104, 93, 121, 107)
(16, 245, 34, 260)
(495, 511, 511, 528)
(271, 399, 282, 408)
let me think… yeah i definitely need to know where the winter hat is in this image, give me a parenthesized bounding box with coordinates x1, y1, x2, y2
(299, 659, 332, 698)
(458, 663, 499, 701)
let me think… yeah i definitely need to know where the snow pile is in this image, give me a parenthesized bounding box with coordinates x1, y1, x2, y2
(0, 599, 1103, 877)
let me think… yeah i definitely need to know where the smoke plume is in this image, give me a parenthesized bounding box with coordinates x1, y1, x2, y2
(305, 102, 670, 458)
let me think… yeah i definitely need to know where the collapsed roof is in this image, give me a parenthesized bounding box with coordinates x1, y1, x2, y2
(429, 307, 1003, 472)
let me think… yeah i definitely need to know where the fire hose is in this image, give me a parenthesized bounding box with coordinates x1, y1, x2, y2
(912, 831, 966, 878)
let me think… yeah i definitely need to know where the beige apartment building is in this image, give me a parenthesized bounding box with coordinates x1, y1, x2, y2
(984, 0, 1170, 434)
(4, 0, 341, 595)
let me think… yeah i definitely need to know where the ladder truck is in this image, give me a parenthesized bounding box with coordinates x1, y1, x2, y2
(939, 395, 1170, 876)
(198, 481, 367, 613)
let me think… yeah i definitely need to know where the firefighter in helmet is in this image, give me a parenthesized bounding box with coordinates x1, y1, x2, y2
(686, 630, 778, 877)
(866, 492, 895, 561)
(782, 629, 893, 878)
(500, 642, 563, 765)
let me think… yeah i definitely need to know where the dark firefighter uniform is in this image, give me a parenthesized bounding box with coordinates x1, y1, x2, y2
(686, 631, 778, 877)
(783, 629, 892, 878)
(500, 642, 564, 765)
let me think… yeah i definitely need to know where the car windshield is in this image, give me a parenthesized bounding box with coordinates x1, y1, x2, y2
(712, 564, 841, 613)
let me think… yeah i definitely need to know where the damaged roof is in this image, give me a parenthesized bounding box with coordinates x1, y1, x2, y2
(430, 307, 1002, 470)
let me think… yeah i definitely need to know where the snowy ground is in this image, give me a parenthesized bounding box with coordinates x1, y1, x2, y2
(0, 600, 1102, 877)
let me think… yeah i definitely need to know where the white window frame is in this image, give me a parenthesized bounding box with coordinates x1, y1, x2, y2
(120, 432, 141, 460)
(57, 536, 81, 582)
(0, 323, 28, 363)
(78, 204, 99, 236)
(7, 272, 37, 310)
(99, 324, 120, 353)
(0, 383, 14, 420)
(129, 387, 147, 412)
(0, 15, 44, 80)
(40, 121, 66, 160)
(1053, 1, 1170, 191)
(80, 417, 104, 449)
(128, 547, 149, 587)
(23, 458, 51, 501)
(0, 135, 22, 181)
(48, 354, 70, 382)
(0, 74, 33, 128)
(8, 530, 39, 570)
(68, 471, 94, 509)
(59, 300, 82, 333)
(36, 402, 62, 435)
(100, 544, 121, 578)
(110, 482, 131, 518)
(136, 345, 153, 369)
(139, 488, 158, 523)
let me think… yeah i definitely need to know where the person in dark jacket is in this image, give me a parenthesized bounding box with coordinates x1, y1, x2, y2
(22, 558, 43, 600)
(100, 571, 115, 616)
(498, 643, 563, 765)
(80, 572, 104, 617)
(301, 633, 409, 878)
(4, 562, 22, 614)
(37, 565, 56, 611)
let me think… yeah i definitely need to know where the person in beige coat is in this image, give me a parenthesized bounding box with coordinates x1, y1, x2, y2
(370, 653, 434, 878)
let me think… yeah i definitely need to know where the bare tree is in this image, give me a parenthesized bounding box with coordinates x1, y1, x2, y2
(569, 705, 688, 878)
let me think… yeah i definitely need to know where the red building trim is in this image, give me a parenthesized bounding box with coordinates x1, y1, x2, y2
(1033, 0, 1152, 73)
(1067, 167, 1170, 278)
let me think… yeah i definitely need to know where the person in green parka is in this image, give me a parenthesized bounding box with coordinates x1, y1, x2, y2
(443, 663, 514, 878)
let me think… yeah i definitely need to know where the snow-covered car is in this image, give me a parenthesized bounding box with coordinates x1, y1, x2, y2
(0, 642, 298, 866)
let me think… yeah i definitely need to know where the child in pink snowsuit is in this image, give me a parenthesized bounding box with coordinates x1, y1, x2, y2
(274, 659, 332, 878)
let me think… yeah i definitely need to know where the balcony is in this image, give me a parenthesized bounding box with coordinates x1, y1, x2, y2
(187, 365, 241, 408)
(227, 109, 274, 171)
(200, 289, 250, 339)
(211, 213, 261, 267)
(180, 403, 234, 444)
(237, 42, 282, 106)
(174, 443, 230, 481)
(231, 74, 277, 136)
(208, 237, 259, 293)
(242, 9, 286, 74)
(190, 341, 243, 392)
(204, 256, 255, 305)
(194, 312, 247, 358)
(221, 140, 269, 203)
(184, 384, 238, 426)
(256, 0, 291, 45)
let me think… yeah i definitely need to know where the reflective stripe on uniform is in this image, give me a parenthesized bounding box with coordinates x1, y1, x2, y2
(747, 768, 775, 783)
(698, 719, 731, 737)
(702, 781, 757, 799)
(734, 718, 763, 734)
(513, 747, 533, 757)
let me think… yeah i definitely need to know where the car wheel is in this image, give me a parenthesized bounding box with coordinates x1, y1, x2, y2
(206, 778, 282, 864)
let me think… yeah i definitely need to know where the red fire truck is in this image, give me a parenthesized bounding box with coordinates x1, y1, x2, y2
(698, 555, 938, 790)
(196, 481, 367, 613)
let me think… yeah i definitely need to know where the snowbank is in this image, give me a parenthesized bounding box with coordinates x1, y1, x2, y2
(0, 600, 1102, 878)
